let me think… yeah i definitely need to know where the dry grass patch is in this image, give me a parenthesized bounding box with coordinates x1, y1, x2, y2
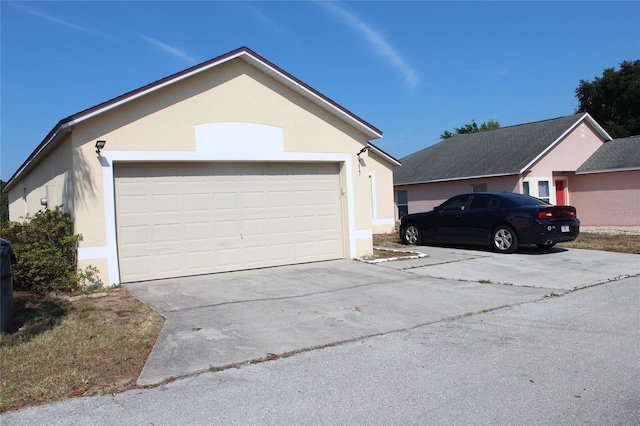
(557, 232, 640, 254)
(0, 289, 164, 413)
(373, 233, 404, 248)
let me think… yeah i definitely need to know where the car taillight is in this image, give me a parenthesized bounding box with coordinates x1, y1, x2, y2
(537, 208, 576, 219)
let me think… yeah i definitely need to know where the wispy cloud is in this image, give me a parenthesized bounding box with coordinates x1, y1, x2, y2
(139, 35, 196, 64)
(237, 4, 302, 48)
(242, 4, 287, 35)
(11, 2, 112, 39)
(318, 2, 419, 90)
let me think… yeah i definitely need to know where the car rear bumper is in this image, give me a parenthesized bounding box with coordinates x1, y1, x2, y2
(520, 220, 580, 244)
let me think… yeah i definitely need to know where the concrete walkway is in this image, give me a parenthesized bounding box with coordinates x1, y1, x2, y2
(125, 246, 640, 386)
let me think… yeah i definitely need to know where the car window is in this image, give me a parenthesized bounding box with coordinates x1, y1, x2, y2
(502, 193, 549, 206)
(440, 195, 469, 211)
(470, 195, 499, 210)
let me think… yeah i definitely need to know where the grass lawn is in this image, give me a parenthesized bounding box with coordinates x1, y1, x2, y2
(0, 231, 637, 413)
(0, 289, 163, 412)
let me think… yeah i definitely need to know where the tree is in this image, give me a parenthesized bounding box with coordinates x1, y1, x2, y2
(575, 60, 640, 138)
(440, 119, 500, 139)
(0, 180, 8, 223)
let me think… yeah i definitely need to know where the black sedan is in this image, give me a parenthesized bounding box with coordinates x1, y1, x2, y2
(399, 192, 580, 253)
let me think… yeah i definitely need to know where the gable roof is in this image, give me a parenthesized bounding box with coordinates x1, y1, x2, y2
(576, 135, 640, 174)
(394, 113, 612, 186)
(6, 47, 395, 191)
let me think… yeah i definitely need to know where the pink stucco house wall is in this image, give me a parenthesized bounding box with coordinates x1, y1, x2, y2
(569, 136, 640, 226)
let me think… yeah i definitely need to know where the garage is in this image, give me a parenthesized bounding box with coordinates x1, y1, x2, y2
(7, 48, 400, 286)
(115, 162, 344, 282)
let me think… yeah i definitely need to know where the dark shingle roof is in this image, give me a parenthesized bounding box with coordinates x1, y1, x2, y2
(576, 135, 640, 173)
(394, 113, 596, 185)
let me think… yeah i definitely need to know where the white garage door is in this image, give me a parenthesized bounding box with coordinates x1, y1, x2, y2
(114, 162, 344, 282)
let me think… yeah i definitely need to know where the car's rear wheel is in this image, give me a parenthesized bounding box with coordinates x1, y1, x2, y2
(492, 225, 518, 253)
(402, 224, 422, 245)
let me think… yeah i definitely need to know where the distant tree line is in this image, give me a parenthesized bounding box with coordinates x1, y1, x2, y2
(440, 119, 500, 139)
(0, 180, 8, 223)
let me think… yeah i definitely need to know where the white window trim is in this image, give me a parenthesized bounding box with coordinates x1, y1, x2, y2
(523, 177, 554, 203)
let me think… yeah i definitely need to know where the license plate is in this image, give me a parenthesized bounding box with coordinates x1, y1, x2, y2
(561, 225, 570, 232)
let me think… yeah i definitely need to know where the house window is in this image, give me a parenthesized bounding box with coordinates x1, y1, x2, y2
(523, 181, 530, 195)
(538, 181, 550, 202)
(396, 190, 408, 219)
(472, 183, 487, 193)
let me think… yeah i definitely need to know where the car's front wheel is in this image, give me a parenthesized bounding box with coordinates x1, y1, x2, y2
(492, 225, 518, 253)
(402, 224, 422, 245)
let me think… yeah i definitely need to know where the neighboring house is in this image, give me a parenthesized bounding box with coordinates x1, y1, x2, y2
(572, 135, 640, 226)
(4, 47, 400, 285)
(393, 113, 639, 227)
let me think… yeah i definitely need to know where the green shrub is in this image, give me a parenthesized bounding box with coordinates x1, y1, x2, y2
(0, 207, 89, 294)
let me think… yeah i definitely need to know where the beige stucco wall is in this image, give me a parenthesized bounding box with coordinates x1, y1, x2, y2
(568, 170, 640, 226)
(362, 150, 396, 234)
(8, 57, 395, 284)
(8, 134, 74, 220)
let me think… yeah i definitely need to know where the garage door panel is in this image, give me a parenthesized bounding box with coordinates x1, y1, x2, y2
(153, 224, 181, 243)
(156, 254, 182, 273)
(186, 251, 212, 271)
(115, 162, 344, 282)
(185, 222, 210, 241)
(183, 194, 209, 212)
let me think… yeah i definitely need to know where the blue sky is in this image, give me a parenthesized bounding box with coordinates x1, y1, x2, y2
(1, 1, 639, 181)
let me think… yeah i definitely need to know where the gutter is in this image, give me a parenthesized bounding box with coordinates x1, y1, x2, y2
(394, 171, 520, 186)
(576, 166, 640, 175)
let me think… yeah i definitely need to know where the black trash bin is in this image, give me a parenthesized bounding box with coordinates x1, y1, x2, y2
(0, 238, 16, 334)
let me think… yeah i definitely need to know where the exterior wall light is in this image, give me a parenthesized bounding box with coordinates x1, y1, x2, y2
(95, 140, 106, 154)
(356, 146, 369, 174)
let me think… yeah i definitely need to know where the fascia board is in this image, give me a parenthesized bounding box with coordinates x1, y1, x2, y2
(368, 142, 401, 166)
(4, 122, 73, 192)
(68, 51, 246, 126)
(395, 172, 520, 186)
(240, 52, 382, 140)
(576, 166, 640, 175)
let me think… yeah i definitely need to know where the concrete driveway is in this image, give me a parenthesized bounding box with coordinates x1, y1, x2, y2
(125, 246, 639, 385)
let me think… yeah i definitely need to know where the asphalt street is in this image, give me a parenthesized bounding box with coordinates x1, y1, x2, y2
(3, 274, 638, 425)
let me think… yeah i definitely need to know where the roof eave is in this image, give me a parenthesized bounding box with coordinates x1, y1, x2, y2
(394, 171, 521, 186)
(4, 122, 73, 192)
(61, 47, 382, 140)
(576, 166, 640, 175)
(5, 47, 383, 191)
(367, 141, 401, 166)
